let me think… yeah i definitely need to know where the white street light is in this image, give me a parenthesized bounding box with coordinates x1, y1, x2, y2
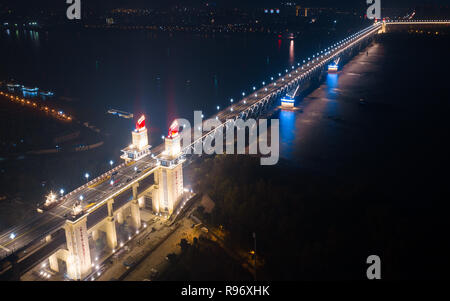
(60, 189, 64, 196)
(10, 233, 15, 240)
(84, 173, 90, 182)
(109, 160, 114, 167)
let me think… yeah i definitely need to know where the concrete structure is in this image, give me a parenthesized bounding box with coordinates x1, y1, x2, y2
(42, 117, 186, 280)
(121, 115, 151, 162)
(328, 57, 340, 72)
(64, 216, 92, 280)
(153, 128, 184, 214)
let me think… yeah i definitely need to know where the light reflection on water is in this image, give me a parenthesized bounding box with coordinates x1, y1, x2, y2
(279, 109, 296, 159)
(277, 71, 341, 166)
(289, 40, 295, 65)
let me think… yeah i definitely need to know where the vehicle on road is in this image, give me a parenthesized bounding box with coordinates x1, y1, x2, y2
(123, 256, 136, 268)
(113, 248, 126, 259)
(110, 177, 121, 187)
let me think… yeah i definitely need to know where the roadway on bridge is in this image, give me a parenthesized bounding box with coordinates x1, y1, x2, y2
(0, 22, 382, 263)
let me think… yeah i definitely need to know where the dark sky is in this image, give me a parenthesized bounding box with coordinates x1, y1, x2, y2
(2, 0, 449, 10)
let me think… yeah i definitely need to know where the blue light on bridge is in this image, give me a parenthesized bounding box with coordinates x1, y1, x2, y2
(328, 64, 338, 72)
(281, 96, 295, 103)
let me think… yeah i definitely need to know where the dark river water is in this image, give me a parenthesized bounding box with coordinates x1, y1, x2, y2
(1, 26, 450, 238)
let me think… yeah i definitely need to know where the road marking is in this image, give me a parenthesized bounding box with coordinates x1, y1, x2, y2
(46, 211, 64, 219)
(3, 214, 62, 248)
(0, 244, 10, 252)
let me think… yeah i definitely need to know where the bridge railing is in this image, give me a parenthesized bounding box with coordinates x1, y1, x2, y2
(170, 23, 382, 157)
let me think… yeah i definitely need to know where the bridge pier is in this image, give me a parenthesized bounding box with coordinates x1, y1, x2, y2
(64, 216, 92, 280)
(92, 229, 99, 241)
(116, 210, 124, 224)
(103, 217, 118, 250)
(49, 253, 59, 273)
(379, 21, 387, 34)
(48, 249, 69, 273)
(130, 183, 142, 230)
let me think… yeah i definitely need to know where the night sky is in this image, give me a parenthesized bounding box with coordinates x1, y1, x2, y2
(1, 0, 449, 11)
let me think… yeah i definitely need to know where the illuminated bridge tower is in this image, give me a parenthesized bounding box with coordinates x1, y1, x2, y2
(64, 216, 92, 280)
(282, 84, 300, 108)
(153, 120, 185, 215)
(121, 115, 151, 163)
(328, 57, 340, 72)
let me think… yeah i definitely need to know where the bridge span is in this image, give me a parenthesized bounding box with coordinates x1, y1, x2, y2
(0, 20, 445, 280)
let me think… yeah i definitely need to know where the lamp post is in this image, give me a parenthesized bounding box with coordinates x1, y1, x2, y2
(253, 232, 256, 281)
(10, 233, 16, 253)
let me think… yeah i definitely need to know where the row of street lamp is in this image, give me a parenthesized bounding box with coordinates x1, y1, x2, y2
(212, 24, 375, 115)
(42, 160, 117, 208)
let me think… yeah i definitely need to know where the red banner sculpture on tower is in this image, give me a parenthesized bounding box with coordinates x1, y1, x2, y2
(136, 115, 146, 132)
(168, 120, 179, 139)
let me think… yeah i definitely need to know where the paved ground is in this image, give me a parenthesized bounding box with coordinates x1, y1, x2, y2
(123, 217, 198, 281)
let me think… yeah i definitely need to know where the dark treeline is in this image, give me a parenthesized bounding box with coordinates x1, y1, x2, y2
(192, 155, 449, 280)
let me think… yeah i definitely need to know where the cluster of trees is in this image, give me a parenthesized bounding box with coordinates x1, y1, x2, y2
(160, 236, 252, 281)
(190, 155, 448, 280)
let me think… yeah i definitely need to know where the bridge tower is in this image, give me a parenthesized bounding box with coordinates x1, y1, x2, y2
(328, 57, 340, 72)
(379, 21, 387, 34)
(121, 115, 151, 162)
(281, 84, 300, 108)
(153, 120, 184, 215)
(64, 216, 92, 280)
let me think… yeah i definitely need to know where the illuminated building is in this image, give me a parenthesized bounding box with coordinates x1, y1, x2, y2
(7, 83, 22, 92)
(22, 86, 38, 97)
(281, 95, 295, 108)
